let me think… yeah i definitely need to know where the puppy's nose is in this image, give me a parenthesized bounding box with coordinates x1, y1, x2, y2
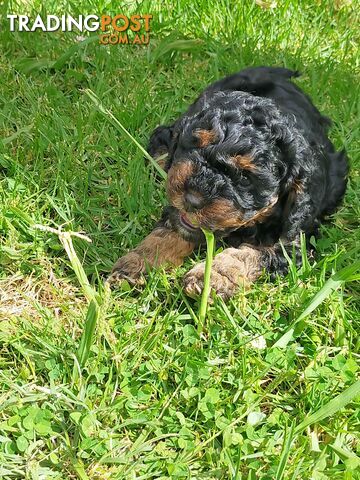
(183, 191, 205, 212)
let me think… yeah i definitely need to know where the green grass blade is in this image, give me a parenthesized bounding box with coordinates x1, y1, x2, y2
(294, 380, 360, 434)
(151, 34, 203, 62)
(198, 229, 215, 330)
(84, 89, 167, 180)
(52, 35, 99, 70)
(60, 232, 100, 304)
(297, 261, 360, 322)
(274, 260, 360, 348)
(13, 36, 99, 73)
(328, 444, 360, 467)
(1, 124, 32, 145)
(275, 422, 295, 480)
(70, 457, 90, 480)
(273, 328, 296, 349)
(77, 300, 99, 367)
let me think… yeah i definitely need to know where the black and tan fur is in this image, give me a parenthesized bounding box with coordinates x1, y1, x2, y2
(107, 66, 349, 300)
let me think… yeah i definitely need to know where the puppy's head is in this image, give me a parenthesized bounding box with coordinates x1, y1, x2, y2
(166, 91, 296, 237)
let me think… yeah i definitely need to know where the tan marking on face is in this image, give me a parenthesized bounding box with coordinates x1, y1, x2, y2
(199, 199, 243, 229)
(194, 129, 218, 147)
(187, 196, 278, 231)
(167, 161, 195, 209)
(230, 154, 257, 171)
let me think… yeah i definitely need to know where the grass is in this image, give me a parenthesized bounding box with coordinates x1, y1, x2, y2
(0, 0, 359, 478)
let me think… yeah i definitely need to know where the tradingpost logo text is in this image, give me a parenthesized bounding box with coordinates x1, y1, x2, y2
(6, 14, 153, 45)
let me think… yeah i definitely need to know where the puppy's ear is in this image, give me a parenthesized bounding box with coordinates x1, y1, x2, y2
(147, 125, 175, 172)
(278, 148, 320, 241)
(269, 120, 320, 240)
(164, 130, 180, 172)
(276, 137, 301, 192)
(268, 117, 311, 190)
(281, 173, 305, 220)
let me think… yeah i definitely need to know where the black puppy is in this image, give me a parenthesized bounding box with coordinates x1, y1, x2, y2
(108, 66, 348, 299)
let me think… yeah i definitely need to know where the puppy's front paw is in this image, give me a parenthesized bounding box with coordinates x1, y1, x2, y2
(183, 247, 263, 300)
(106, 252, 146, 287)
(183, 258, 238, 301)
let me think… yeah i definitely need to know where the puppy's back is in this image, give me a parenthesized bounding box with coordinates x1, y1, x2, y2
(203, 66, 331, 147)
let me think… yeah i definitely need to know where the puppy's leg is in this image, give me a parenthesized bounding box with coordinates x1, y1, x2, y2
(108, 226, 195, 286)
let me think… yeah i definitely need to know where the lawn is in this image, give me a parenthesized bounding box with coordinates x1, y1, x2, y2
(0, 0, 359, 478)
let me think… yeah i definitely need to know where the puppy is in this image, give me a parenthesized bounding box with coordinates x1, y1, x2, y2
(108, 66, 349, 299)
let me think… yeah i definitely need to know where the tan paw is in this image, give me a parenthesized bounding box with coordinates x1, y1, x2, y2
(106, 252, 146, 288)
(183, 259, 239, 301)
(183, 246, 263, 300)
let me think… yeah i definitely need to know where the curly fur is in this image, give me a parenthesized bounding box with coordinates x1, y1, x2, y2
(109, 66, 349, 297)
